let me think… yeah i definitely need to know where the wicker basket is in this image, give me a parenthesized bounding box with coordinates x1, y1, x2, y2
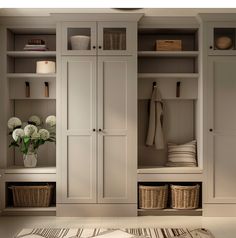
(139, 185, 168, 209)
(10, 185, 53, 207)
(171, 184, 200, 210)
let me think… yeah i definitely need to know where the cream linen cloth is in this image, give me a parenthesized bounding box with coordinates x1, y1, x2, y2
(146, 86, 165, 149)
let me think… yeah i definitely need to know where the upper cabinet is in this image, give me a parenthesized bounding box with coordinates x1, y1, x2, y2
(62, 21, 136, 56)
(208, 22, 236, 55)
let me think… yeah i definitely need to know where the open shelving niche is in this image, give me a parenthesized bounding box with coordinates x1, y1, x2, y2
(2, 26, 57, 214)
(137, 25, 202, 215)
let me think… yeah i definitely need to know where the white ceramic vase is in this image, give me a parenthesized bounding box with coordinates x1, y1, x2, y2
(23, 149, 37, 168)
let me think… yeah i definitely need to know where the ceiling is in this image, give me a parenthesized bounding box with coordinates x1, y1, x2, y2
(0, 8, 236, 17)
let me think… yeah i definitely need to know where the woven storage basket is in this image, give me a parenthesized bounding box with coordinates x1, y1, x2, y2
(139, 185, 168, 209)
(10, 185, 53, 207)
(171, 184, 200, 210)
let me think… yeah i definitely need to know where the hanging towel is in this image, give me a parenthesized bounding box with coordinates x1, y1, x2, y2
(146, 85, 165, 150)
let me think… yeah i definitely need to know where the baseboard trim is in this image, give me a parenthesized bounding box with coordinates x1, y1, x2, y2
(57, 204, 137, 217)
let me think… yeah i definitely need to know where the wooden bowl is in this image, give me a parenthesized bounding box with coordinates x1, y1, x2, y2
(215, 36, 233, 50)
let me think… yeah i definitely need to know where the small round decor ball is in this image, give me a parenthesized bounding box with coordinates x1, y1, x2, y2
(215, 36, 233, 50)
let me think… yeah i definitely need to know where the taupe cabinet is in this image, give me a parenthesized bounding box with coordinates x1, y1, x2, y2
(206, 56, 236, 203)
(61, 56, 137, 205)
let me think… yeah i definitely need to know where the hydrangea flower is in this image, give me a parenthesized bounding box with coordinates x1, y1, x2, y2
(7, 117, 22, 130)
(45, 115, 56, 127)
(12, 129, 24, 141)
(24, 124, 37, 137)
(31, 132, 40, 140)
(39, 129, 50, 140)
(28, 115, 41, 126)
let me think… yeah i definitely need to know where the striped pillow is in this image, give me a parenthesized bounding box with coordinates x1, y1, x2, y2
(166, 140, 197, 167)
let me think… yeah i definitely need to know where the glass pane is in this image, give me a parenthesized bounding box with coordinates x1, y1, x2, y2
(103, 28, 126, 50)
(214, 28, 235, 50)
(67, 28, 91, 51)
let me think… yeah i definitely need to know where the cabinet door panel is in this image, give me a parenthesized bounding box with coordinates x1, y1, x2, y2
(207, 56, 236, 203)
(98, 56, 137, 203)
(61, 56, 96, 203)
(97, 22, 137, 56)
(67, 60, 94, 130)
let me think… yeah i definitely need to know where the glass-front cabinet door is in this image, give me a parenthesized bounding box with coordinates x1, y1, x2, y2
(208, 22, 236, 55)
(62, 22, 97, 55)
(97, 22, 136, 55)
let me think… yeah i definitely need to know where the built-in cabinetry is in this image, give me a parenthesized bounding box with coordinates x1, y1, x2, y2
(56, 14, 141, 216)
(137, 17, 203, 216)
(202, 15, 236, 216)
(0, 20, 57, 215)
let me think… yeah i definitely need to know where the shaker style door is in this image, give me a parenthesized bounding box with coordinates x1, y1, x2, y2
(62, 22, 97, 55)
(97, 22, 137, 56)
(61, 56, 97, 203)
(97, 56, 137, 203)
(206, 56, 236, 203)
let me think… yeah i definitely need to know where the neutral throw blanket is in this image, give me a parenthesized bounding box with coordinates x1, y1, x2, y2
(146, 85, 164, 150)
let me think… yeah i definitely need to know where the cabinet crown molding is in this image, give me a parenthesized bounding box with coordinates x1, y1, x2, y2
(51, 13, 143, 22)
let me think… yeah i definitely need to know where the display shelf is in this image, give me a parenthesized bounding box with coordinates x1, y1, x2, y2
(138, 73, 199, 79)
(138, 208, 202, 216)
(138, 166, 203, 174)
(138, 51, 199, 57)
(7, 73, 56, 79)
(7, 51, 56, 58)
(5, 166, 56, 174)
(3, 206, 56, 216)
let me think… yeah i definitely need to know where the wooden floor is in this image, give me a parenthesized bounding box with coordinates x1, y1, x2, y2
(0, 216, 236, 238)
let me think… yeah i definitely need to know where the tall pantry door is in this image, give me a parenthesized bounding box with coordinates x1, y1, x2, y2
(97, 56, 137, 203)
(207, 56, 236, 203)
(61, 56, 97, 203)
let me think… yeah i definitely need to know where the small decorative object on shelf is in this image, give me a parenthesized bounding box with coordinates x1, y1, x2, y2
(70, 35, 90, 50)
(36, 61, 56, 74)
(23, 38, 48, 51)
(8, 115, 56, 168)
(215, 36, 233, 50)
(44, 82, 49, 97)
(156, 40, 182, 51)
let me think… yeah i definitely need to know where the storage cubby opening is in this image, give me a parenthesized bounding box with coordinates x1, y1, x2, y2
(138, 57, 198, 74)
(138, 181, 202, 210)
(7, 28, 56, 51)
(138, 28, 198, 51)
(7, 99, 56, 168)
(214, 28, 235, 50)
(5, 182, 56, 208)
(138, 99, 199, 168)
(7, 56, 56, 73)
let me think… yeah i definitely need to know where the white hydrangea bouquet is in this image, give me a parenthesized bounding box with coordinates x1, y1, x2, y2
(8, 115, 56, 167)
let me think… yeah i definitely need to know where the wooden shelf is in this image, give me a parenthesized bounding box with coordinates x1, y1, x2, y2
(7, 73, 56, 79)
(7, 51, 56, 58)
(138, 51, 199, 57)
(138, 73, 199, 79)
(138, 208, 202, 216)
(138, 166, 203, 174)
(3, 206, 56, 215)
(5, 166, 56, 174)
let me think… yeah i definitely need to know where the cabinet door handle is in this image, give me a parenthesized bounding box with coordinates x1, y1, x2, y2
(92, 46, 96, 49)
(209, 46, 213, 49)
(209, 128, 213, 132)
(98, 46, 102, 49)
(98, 128, 102, 132)
(93, 128, 96, 132)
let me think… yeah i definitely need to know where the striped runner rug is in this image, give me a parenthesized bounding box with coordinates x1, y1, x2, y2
(16, 228, 214, 238)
